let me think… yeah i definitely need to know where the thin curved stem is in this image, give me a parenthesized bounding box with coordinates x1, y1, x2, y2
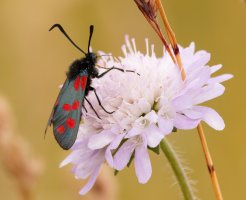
(156, 0, 186, 80)
(160, 138, 195, 200)
(197, 124, 223, 200)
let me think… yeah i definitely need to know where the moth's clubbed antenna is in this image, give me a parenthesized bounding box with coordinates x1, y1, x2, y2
(88, 25, 94, 53)
(49, 24, 87, 55)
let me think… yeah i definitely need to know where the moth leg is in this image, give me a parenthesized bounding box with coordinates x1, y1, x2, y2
(90, 87, 115, 114)
(84, 97, 101, 119)
(96, 66, 138, 78)
(82, 105, 88, 113)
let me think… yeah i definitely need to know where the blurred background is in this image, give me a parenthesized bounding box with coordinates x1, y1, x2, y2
(0, 0, 245, 199)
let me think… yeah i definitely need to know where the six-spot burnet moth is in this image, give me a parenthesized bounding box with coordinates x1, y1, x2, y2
(45, 24, 136, 150)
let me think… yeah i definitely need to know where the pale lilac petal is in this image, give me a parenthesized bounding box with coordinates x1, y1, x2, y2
(181, 79, 200, 95)
(60, 152, 76, 167)
(74, 150, 105, 179)
(158, 117, 173, 134)
(173, 113, 200, 129)
(79, 165, 101, 195)
(71, 137, 89, 150)
(126, 127, 142, 138)
(60, 150, 90, 168)
(192, 83, 225, 105)
(138, 98, 152, 113)
(134, 144, 152, 184)
(188, 66, 211, 89)
(193, 106, 225, 130)
(183, 109, 203, 119)
(194, 51, 211, 66)
(159, 96, 169, 106)
(114, 140, 135, 170)
(208, 74, 233, 84)
(105, 134, 125, 167)
(186, 51, 210, 72)
(180, 42, 195, 60)
(145, 110, 158, 123)
(144, 124, 164, 147)
(210, 64, 222, 74)
(88, 131, 115, 150)
(189, 42, 195, 54)
(73, 163, 92, 179)
(172, 95, 193, 111)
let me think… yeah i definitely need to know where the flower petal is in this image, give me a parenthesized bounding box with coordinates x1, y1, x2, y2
(188, 66, 211, 89)
(193, 106, 225, 130)
(183, 109, 203, 119)
(88, 131, 115, 150)
(210, 64, 222, 74)
(192, 83, 225, 105)
(114, 140, 135, 170)
(145, 110, 158, 123)
(158, 117, 173, 135)
(134, 144, 152, 184)
(172, 95, 193, 111)
(60, 152, 75, 168)
(126, 127, 142, 138)
(138, 98, 152, 113)
(74, 150, 105, 179)
(79, 165, 101, 195)
(144, 124, 164, 147)
(105, 134, 125, 167)
(186, 50, 210, 72)
(208, 74, 233, 84)
(173, 113, 200, 129)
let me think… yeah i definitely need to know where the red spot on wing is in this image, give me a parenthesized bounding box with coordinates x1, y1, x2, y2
(63, 104, 71, 111)
(81, 76, 87, 91)
(72, 101, 80, 110)
(74, 77, 81, 91)
(66, 118, 75, 129)
(57, 125, 65, 134)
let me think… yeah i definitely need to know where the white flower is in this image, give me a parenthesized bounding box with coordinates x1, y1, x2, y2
(60, 36, 232, 195)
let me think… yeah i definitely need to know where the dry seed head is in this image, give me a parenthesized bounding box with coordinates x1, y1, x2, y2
(134, 0, 158, 21)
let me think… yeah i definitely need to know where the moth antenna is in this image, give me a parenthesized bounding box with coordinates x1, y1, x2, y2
(88, 25, 94, 53)
(49, 24, 87, 55)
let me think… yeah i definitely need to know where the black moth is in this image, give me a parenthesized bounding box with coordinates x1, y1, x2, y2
(45, 24, 136, 150)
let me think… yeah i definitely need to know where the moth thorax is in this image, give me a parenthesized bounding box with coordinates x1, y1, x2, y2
(85, 53, 97, 65)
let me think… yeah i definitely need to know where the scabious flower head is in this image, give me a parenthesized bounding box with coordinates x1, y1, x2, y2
(61, 36, 232, 195)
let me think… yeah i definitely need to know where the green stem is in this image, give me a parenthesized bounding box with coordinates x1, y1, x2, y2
(160, 138, 195, 200)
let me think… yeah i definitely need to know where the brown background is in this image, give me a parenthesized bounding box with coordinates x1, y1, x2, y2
(0, 0, 245, 199)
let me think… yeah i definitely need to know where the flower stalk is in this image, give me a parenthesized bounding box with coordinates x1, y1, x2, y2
(155, 1, 223, 200)
(197, 124, 223, 200)
(155, 0, 186, 80)
(160, 138, 195, 200)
